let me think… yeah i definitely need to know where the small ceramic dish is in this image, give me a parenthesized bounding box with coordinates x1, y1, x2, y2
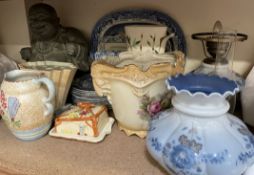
(49, 103, 115, 143)
(48, 117, 114, 143)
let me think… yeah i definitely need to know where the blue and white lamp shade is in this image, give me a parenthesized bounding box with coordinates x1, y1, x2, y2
(166, 73, 239, 97)
(146, 73, 254, 175)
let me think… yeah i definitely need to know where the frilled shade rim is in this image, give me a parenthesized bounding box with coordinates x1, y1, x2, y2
(166, 73, 239, 98)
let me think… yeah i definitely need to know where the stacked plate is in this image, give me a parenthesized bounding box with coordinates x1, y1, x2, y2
(71, 73, 110, 107)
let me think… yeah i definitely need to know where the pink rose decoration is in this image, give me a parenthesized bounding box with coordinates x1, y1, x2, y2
(147, 101, 161, 116)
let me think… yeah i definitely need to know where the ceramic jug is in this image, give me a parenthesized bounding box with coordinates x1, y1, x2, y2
(91, 51, 184, 138)
(19, 61, 77, 110)
(146, 74, 254, 175)
(0, 70, 55, 141)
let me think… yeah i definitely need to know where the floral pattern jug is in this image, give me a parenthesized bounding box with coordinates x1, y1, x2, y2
(0, 70, 55, 141)
(146, 74, 254, 175)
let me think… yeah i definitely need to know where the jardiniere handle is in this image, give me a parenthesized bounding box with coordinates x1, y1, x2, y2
(33, 77, 55, 117)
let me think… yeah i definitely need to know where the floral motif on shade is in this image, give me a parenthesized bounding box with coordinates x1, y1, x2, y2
(162, 133, 230, 174)
(201, 149, 229, 164)
(237, 125, 254, 164)
(227, 117, 254, 165)
(170, 144, 196, 169)
(150, 137, 162, 152)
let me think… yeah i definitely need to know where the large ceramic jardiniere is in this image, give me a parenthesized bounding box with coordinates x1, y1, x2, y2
(19, 61, 77, 110)
(0, 70, 55, 141)
(146, 73, 254, 175)
(91, 51, 184, 138)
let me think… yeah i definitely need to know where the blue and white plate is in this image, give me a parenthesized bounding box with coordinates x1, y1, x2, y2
(71, 73, 111, 108)
(89, 9, 186, 60)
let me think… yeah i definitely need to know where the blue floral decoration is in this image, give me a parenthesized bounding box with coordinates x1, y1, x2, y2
(150, 137, 162, 152)
(170, 145, 196, 169)
(238, 150, 254, 164)
(236, 125, 254, 164)
(238, 126, 254, 147)
(201, 149, 228, 164)
(162, 143, 171, 158)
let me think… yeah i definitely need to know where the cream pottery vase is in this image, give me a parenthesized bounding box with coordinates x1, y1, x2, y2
(91, 51, 184, 138)
(0, 70, 55, 140)
(125, 25, 174, 54)
(19, 61, 77, 110)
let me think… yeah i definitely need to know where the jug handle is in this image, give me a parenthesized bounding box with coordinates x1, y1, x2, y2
(33, 77, 55, 117)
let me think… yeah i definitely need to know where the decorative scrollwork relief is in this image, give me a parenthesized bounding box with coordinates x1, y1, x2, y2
(91, 51, 185, 99)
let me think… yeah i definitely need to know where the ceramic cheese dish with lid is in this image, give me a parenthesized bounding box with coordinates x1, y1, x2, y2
(49, 102, 114, 143)
(146, 73, 254, 175)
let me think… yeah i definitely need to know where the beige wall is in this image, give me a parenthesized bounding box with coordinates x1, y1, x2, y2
(0, 0, 253, 75)
(0, 0, 30, 61)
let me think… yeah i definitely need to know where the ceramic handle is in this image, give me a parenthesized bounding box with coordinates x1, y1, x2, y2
(33, 77, 55, 117)
(93, 79, 112, 104)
